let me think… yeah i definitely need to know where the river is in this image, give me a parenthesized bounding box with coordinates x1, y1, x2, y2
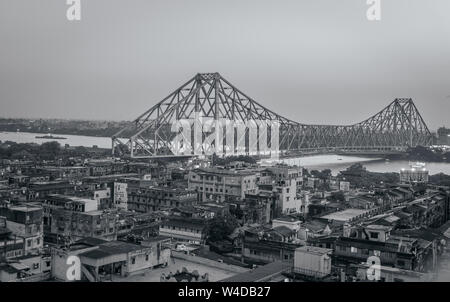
(279, 154, 450, 175)
(1, 131, 450, 175)
(0, 131, 112, 149)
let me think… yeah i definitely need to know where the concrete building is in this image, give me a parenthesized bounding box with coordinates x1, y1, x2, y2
(127, 185, 197, 213)
(258, 165, 307, 216)
(188, 168, 257, 202)
(51, 237, 171, 281)
(0, 216, 25, 259)
(159, 217, 207, 244)
(293, 246, 333, 278)
(0, 205, 43, 256)
(272, 216, 302, 233)
(113, 182, 128, 210)
(50, 209, 118, 242)
(41, 194, 99, 229)
(334, 224, 439, 272)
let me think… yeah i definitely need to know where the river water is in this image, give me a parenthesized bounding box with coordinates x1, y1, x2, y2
(279, 154, 450, 176)
(2, 131, 450, 175)
(0, 131, 112, 149)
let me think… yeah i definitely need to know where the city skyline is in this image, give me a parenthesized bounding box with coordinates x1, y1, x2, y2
(0, 0, 449, 130)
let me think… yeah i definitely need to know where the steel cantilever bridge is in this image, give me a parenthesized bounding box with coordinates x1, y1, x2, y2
(112, 73, 433, 159)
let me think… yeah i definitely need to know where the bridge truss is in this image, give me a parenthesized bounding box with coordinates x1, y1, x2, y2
(112, 73, 433, 158)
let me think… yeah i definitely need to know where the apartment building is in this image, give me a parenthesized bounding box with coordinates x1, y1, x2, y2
(188, 167, 258, 202)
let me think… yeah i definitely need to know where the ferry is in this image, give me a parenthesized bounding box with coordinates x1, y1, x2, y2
(35, 134, 67, 140)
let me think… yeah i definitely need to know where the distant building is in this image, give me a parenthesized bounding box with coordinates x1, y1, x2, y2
(113, 182, 128, 210)
(127, 185, 197, 213)
(188, 167, 257, 202)
(400, 163, 429, 184)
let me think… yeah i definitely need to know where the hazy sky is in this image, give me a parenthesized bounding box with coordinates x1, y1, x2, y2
(0, 0, 449, 130)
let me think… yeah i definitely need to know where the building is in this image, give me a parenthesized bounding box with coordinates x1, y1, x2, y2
(188, 167, 257, 202)
(37, 166, 90, 180)
(0, 205, 43, 256)
(353, 263, 433, 282)
(158, 217, 207, 244)
(28, 181, 76, 200)
(272, 216, 302, 233)
(40, 194, 99, 229)
(319, 208, 376, 225)
(400, 163, 429, 184)
(127, 185, 197, 213)
(334, 224, 438, 272)
(228, 193, 273, 224)
(242, 225, 301, 264)
(293, 246, 332, 279)
(50, 209, 118, 242)
(113, 182, 128, 210)
(257, 165, 307, 217)
(0, 216, 25, 260)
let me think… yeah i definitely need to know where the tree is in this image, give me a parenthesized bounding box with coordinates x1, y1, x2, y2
(329, 191, 346, 202)
(205, 214, 239, 242)
(39, 141, 61, 160)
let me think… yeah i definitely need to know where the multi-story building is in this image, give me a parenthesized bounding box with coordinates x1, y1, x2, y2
(127, 185, 197, 213)
(0, 205, 44, 256)
(37, 166, 90, 180)
(0, 216, 25, 260)
(50, 209, 118, 242)
(28, 180, 76, 200)
(159, 216, 207, 244)
(40, 194, 99, 229)
(334, 224, 438, 272)
(242, 225, 300, 264)
(86, 159, 126, 177)
(188, 167, 257, 202)
(257, 165, 307, 217)
(113, 182, 128, 210)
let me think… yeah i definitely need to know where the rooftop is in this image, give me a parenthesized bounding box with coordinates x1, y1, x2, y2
(219, 261, 289, 282)
(295, 246, 333, 256)
(321, 209, 371, 222)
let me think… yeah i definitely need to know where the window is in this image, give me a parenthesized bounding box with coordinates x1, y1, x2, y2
(145, 255, 149, 261)
(350, 247, 358, 253)
(27, 239, 32, 247)
(374, 250, 381, 257)
(370, 232, 379, 239)
(131, 257, 136, 264)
